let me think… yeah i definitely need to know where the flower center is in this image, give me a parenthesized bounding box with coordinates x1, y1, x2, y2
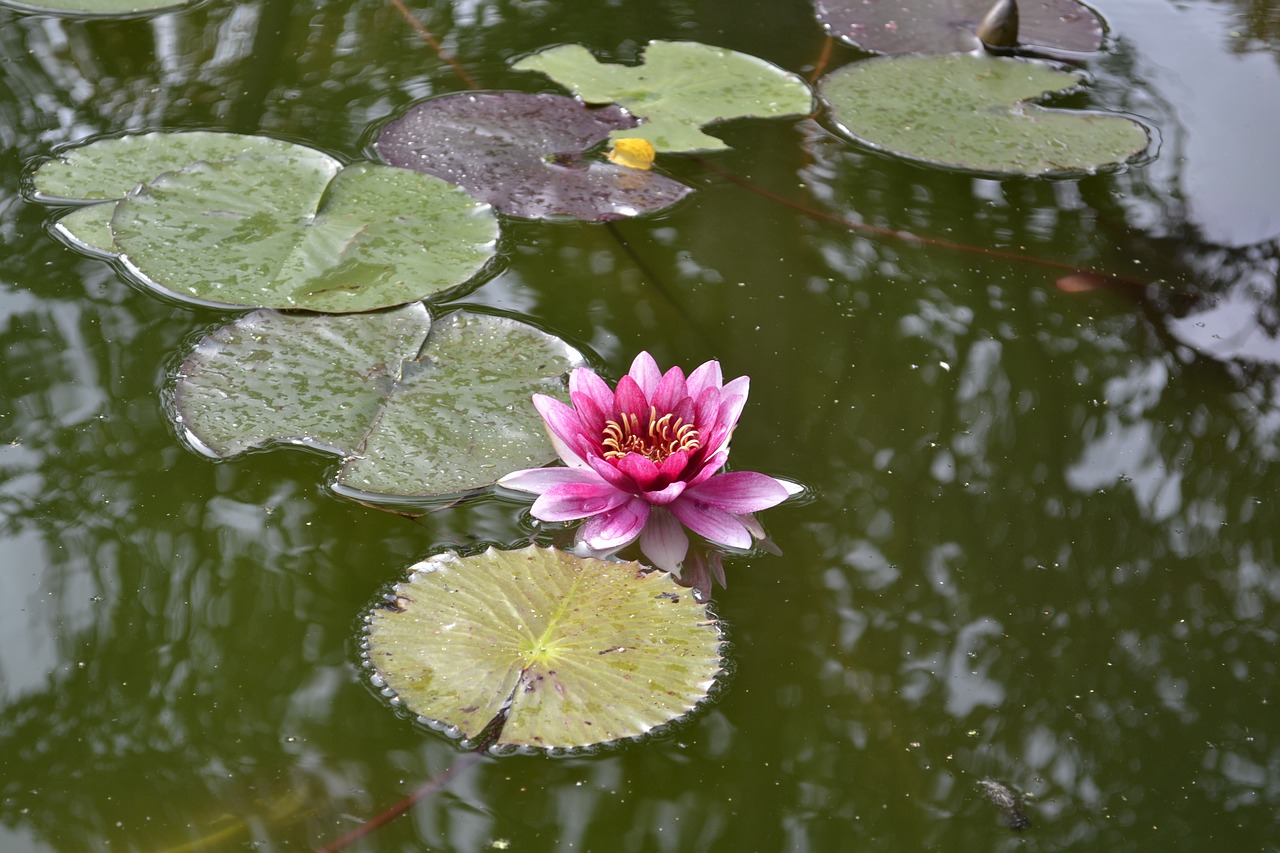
(601, 405, 701, 465)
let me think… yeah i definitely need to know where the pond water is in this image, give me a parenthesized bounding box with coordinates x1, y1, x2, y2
(2, 0, 1280, 850)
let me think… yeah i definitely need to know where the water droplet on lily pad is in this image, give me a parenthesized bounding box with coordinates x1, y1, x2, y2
(364, 545, 724, 750)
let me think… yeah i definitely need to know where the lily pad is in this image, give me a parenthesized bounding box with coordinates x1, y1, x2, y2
(173, 305, 585, 500)
(820, 53, 1150, 175)
(376, 92, 690, 220)
(30, 132, 498, 312)
(364, 546, 723, 750)
(513, 41, 813, 152)
(0, 0, 192, 14)
(813, 0, 1104, 55)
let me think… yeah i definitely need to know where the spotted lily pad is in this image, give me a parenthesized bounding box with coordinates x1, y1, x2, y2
(364, 546, 723, 750)
(513, 41, 813, 152)
(30, 132, 498, 312)
(813, 0, 1104, 55)
(376, 92, 690, 220)
(820, 53, 1150, 175)
(173, 305, 585, 500)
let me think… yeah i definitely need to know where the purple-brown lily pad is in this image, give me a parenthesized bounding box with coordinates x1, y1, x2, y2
(375, 92, 691, 221)
(814, 0, 1104, 55)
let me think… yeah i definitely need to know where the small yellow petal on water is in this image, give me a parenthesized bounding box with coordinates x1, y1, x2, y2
(606, 138, 656, 170)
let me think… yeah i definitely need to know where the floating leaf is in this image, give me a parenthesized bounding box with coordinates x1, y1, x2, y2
(30, 132, 498, 312)
(607, 138, 657, 171)
(513, 41, 813, 152)
(0, 0, 192, 14)
(813, 0, 1103, 55)
(820, 54, 1150, 175)
(364, 546, 723, 750)
(173, 306, 585, 500)
(375, 92, 689, 220)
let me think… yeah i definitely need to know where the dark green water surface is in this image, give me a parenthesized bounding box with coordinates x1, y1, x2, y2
(2, 0, 1280, 850)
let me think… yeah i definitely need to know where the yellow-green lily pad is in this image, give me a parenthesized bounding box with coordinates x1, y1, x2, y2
(364, 546, 723, 750)
(514, 40, 813, 152)
(819, 53, 1151, 175)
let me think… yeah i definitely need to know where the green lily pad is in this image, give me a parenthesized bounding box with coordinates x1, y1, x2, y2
(513, 41, 813, 152)
(0, 0, 192, 15)
(173, 305, 585, 501)
(30, 132, 498, 312)
(819, 54, 1150, 175)
(813, 0, 1104, 55)
(364, 546, 723, 750)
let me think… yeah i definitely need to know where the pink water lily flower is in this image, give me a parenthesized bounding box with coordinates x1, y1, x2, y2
(499, 352, 800, 574)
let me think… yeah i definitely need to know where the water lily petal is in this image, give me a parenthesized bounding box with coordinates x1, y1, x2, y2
(613, 374, 648, 420)
(531, 481, 632, 521)
(498, 465, 606, 495)
(569, 388, 610, 442)
(581, 496, 650, 549)
(685, 449, 730, 487)
(586, 452, 639, 492)
(569, 366, 615, 411)
(652, 365, 688, 414)
(684, 470, 793, 513)
(627, 351, 662, 398)
(691, 386, 724, 438)
(616, 451, 661, 490)
(638, 506, 689, 573)
(532, 394, 589, 466)
(669, 498, 753, 550)
(657, 448, 692, 482)
(686, 359, 724, 399)
(641, 480, 687, 506)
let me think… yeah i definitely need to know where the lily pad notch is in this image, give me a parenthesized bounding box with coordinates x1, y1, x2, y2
(364, 545, 725, 751)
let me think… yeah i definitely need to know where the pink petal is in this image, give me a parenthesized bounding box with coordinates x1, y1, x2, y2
(616, 452, 661, 491)
(669, 499, 753, 550)
(685, 449, 730, 488)
(638, 507, 689, 573)
(581, 496, 650, 549)
(627, 352, 662, 398)
(586, 453, 639, 492)
(532, 395, 588, 467)
(657, 448, 692, 482)
(691, 386, 723, 437)
(652, 365, 688, 414)
(569, 367, 615, 411)
(683, 471, 793, 513)
(613, 375, 648, 419)
(497, 465, 605, 495)
(569, 389, 609, 442)
(640, 480, 687, 506)
(686, 360, 724, 398)
(531, 481, 631, 522)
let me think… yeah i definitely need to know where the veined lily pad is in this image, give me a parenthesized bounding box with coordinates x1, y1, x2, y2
(813, 0, 1104, 55)
(376, 92, 690, 220)
(30, 132, 498, 312)
(820, 54, 1150, 175)
(173, 305, 585, 500)
(513, 41, 813, 152)
(364, 546, 723, 750)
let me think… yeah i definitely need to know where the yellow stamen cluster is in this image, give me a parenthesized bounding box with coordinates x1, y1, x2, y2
(602, 405, 701, 464)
